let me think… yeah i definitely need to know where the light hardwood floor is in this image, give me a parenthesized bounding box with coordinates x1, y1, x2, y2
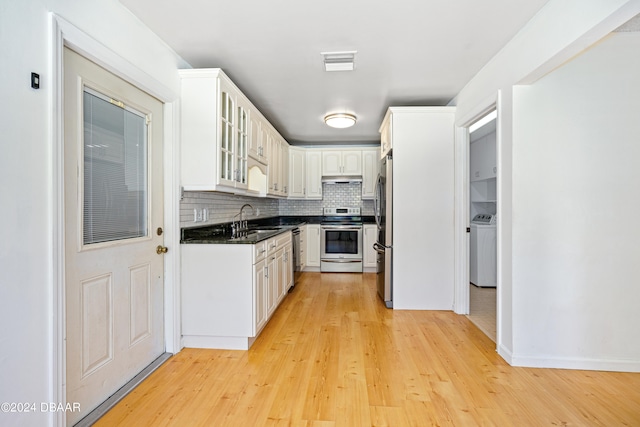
(96, 273, 640, 426)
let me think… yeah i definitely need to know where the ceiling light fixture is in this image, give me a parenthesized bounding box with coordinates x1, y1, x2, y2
(321, 51, 357, 72)
(324, 113, 357, 129)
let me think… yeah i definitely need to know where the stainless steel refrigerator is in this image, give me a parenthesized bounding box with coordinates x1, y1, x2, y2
(374, 154, 393, 308)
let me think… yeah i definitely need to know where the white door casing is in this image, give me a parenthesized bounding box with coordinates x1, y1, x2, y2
(63, 47, 165, 425)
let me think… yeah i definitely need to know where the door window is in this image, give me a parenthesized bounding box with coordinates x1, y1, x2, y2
(83, 88, 148, 245)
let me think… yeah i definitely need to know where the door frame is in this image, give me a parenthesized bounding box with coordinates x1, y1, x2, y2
(453, 95, 500, 343)
(50, 14, 181, 426)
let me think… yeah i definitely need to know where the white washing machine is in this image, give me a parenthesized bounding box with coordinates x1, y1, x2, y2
(470, 214, 496, 287)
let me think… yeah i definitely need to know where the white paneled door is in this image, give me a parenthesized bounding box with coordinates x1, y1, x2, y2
(63, 48, 165, 425)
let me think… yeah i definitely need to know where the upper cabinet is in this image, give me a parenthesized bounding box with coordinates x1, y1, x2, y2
(322, 150, 362, 176)
(361, 148, 379, 199)
(180, 68, 286, 196)
(305, 150, 323, 199)
(180, 69, 249, 192)
(288, 147, 379, 200)
(379, 117, 392, 158)
(267, 129, 289, 197)
(288, 147, 306, 199)
(248, 112, 268, 165)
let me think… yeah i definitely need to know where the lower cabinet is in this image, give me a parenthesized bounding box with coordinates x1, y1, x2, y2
(254, 257, 268, 334)
(299, 226, 307, 269)
(266, 251, 278, 318)
(363, 224, 378, 270)
(181, 231, 292, 350)
(305, 224, 321, 268)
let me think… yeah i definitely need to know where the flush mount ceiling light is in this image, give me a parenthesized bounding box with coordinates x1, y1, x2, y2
(324, 113, 357, 128)
(321, 51, 357, 72)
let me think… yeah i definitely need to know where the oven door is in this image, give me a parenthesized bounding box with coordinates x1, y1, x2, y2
(320, 225, 363, 272)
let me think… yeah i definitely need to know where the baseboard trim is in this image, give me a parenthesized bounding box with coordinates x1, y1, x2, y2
(510, 353, 640, 373)
(73, 352, 173, 426)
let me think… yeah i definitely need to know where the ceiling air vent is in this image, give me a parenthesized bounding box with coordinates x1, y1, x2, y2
(321, 51, 357, 72)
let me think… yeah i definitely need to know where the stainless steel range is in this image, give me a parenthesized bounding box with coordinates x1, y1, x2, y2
(320, 207, 363, 273)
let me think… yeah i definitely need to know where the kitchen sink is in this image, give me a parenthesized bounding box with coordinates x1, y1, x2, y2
(230, 227, 285, 240)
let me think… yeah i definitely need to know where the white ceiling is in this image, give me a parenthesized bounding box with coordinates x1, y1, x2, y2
(119, 0, 550, 145)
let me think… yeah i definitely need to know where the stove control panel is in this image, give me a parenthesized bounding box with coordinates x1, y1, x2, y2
(323, 207, 361, 216)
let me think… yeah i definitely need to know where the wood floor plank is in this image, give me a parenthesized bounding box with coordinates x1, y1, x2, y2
(95, 272, 640, 426)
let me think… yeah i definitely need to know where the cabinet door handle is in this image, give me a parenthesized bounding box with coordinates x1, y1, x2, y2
(265, 266, 268, 278)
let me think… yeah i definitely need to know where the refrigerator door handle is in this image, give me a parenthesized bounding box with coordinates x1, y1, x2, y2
(374, 241, 391, 253)
(374, 174, 382, 229)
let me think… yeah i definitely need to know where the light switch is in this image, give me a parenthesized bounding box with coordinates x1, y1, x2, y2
(31, 72, 40, 89)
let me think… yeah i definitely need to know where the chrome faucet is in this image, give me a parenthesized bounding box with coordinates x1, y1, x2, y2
(239, 203, 254, 226)
(232, 203, 254, 238)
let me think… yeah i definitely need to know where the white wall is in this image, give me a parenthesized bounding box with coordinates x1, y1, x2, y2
(0, 1, 183, 425)
(511, 32, 640, 370)
(454, 0, 640, 369)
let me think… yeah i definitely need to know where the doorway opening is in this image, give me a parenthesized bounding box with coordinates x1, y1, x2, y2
(467, 109, 497, 342)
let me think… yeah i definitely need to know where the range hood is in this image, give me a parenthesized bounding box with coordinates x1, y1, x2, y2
(321, 175, 363, 184)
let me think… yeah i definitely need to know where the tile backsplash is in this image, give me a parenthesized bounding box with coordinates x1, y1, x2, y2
(180, 192, 279, 227)
(181, 182, 373, 228)
(279, 182, 374, 216)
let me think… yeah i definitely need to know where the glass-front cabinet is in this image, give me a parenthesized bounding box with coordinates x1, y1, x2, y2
(219, 88, 235, 187)
(235, 96, 250, 189)
(179, 68, 249, 193)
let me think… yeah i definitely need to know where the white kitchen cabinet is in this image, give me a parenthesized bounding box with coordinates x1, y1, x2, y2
(259, 119, 271, 166)
(281, 141, 289, 196)
(363, 224, 378, 270)
(266, 251, 278, 318)
(322, 149, 362, 176)
(276, 241, 293, 304)
(305, 224, 321, 268)
(249, 112, 268, 164)
(380, 117, 392, 158)
(282, 243, 293, 295)
(267, 129, 278, 195)
(299, 226, 307, 269)
(267, 130, 290, 197)
(361, 148, 379, 199)
(179, 69, 250, 192)
(254, 257, 268, 333)
(181, 231, 292, 350)
(288, 147, 306, 198)
(305, 150, 323, 199)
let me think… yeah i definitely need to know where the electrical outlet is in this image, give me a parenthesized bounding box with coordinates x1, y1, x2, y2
(193, 208, 204, 223)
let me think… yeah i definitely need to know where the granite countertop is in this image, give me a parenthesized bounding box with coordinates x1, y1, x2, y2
(180, 216, 319, 244)
(181, 215, 376, 244)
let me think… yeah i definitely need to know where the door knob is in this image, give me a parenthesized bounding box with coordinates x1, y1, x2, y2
(156, 245, 168, 255)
